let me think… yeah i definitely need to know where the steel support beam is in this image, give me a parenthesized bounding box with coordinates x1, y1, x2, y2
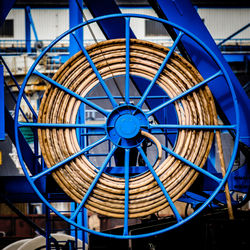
(0, 65, 4, 140)
(149, 0, 250, 147)
(69, 1, 87, 246)
(25, 7, 31, 53)
(69, 0, 83, 56)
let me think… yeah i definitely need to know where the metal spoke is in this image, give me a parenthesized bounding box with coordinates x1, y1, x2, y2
(31, 136, 108, 182)
(161, 145, 222, 183)
(71, 145, 117, 221)
(137, 146, 183, 222)
(150, 124, 236, 130)
(137, 31, 184, 108)
(33, 70, 109, 117)
(72, 32, 118, 108)
(125, 17, 131, 104)
(0, 55, 38, 119)
(18, 122, 106, 129)
(123, 148, 130, 236)
(146, 70, 223, 117)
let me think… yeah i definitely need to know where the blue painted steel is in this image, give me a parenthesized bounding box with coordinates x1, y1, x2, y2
(137, 31, 184, 109)
(84, 0, 135, 39)
(116, 115, 140, 138)
(69, 0, 83, 56)
(86, 95, 168, 100)
(223, 53, 250, 63)
(105, 166, 148, 175)
(125, 17, 130, 104)
(75, 95, 88, 244)
(18, 122, 105, 129)
(14, 14, 240, 239)
(70, 9, 87, 243)
(6, 107, 41, 176)
(84, 0, 174, 145)
(161, 145, 222, 184)
(71, 146, 117, 221)
(72, 33, 118, 108)
(83, 0, 177, 147)
(152, 0, 249, 147)
(178, 191, 210, 207)
(25, 6, 39, 42)
(231, 164, 250, 194)
(0, 55, 37, 119)
(149, 124, 236, 130)
(0, 176, 46, 202)
(146, 70, 223, 117)
(77, 103, 85, 148)
(33, 70, 109, 116)
(25, 7, 31, 53)
(31, 136, 108, 182)
(123, 148, 130, 236)
(70, 202, 84, 246)
(106, 104, 148, 148)
(45, 206, 51, 250)
(0, 59, 29, 122)
(138, 146, 183, 222)
(0, 65, 4, 140)
(218, 23, 250, 47)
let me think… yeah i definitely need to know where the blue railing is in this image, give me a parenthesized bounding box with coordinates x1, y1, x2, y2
(1, 38, 250, 54)
(217, 23, 250, 47)
(0, 38, 105, 54)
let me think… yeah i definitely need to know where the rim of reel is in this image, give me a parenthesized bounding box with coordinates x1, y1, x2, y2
(14, 13, 239, 239)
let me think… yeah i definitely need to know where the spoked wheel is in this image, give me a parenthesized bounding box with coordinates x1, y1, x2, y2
(15, 14, 239, 239)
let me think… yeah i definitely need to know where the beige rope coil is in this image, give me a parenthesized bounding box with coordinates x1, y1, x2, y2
(38, 39, 216, 218)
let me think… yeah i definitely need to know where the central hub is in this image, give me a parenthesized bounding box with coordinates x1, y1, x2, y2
(106, 104, 149, 148)
(115, 114, 140, 139)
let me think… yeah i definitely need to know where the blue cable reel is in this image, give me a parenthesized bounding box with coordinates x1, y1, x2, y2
(14, 14, 240, 239)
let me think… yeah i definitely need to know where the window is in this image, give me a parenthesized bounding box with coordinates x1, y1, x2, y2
(0, 20, 14, 37)
(145, 19, 169, 36)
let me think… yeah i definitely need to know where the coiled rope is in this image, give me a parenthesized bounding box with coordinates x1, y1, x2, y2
(38, 39, 216, 218)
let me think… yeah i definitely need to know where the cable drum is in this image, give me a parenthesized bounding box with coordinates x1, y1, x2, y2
(38, 39, 215, 218)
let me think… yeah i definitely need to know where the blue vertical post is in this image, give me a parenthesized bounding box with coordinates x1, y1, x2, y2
(0, 65, 5, 140)
(25, 6, 39, 42)
(45, 206, 51, 250)
(69, 0, 83, 56)
(69, 1, 87, 247)
(25, 7, 31, 53)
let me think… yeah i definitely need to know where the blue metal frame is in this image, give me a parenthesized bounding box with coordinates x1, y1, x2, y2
(84, 0, 178, 147)
(14, 14, 240, 239)
(25, 6, 39, 42)
(68, 2, 87, 245)
(25, 7, 31, 53)
(217, 23, 250, 47)
(25, 6, 40, 53)
(151, 0, 249, 148)
(69, 0, 83, 56)
(0, 65, 4, 140)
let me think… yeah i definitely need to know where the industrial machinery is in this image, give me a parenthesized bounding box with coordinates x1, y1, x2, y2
(1, 0, 250, 248)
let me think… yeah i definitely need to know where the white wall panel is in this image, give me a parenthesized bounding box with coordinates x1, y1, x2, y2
(198, 8, 250, 40)
(3, 7, 250, 43)
(30, 9, 69, 40)
(4, 9, 25, 40)
(121, 7, 155, 39)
